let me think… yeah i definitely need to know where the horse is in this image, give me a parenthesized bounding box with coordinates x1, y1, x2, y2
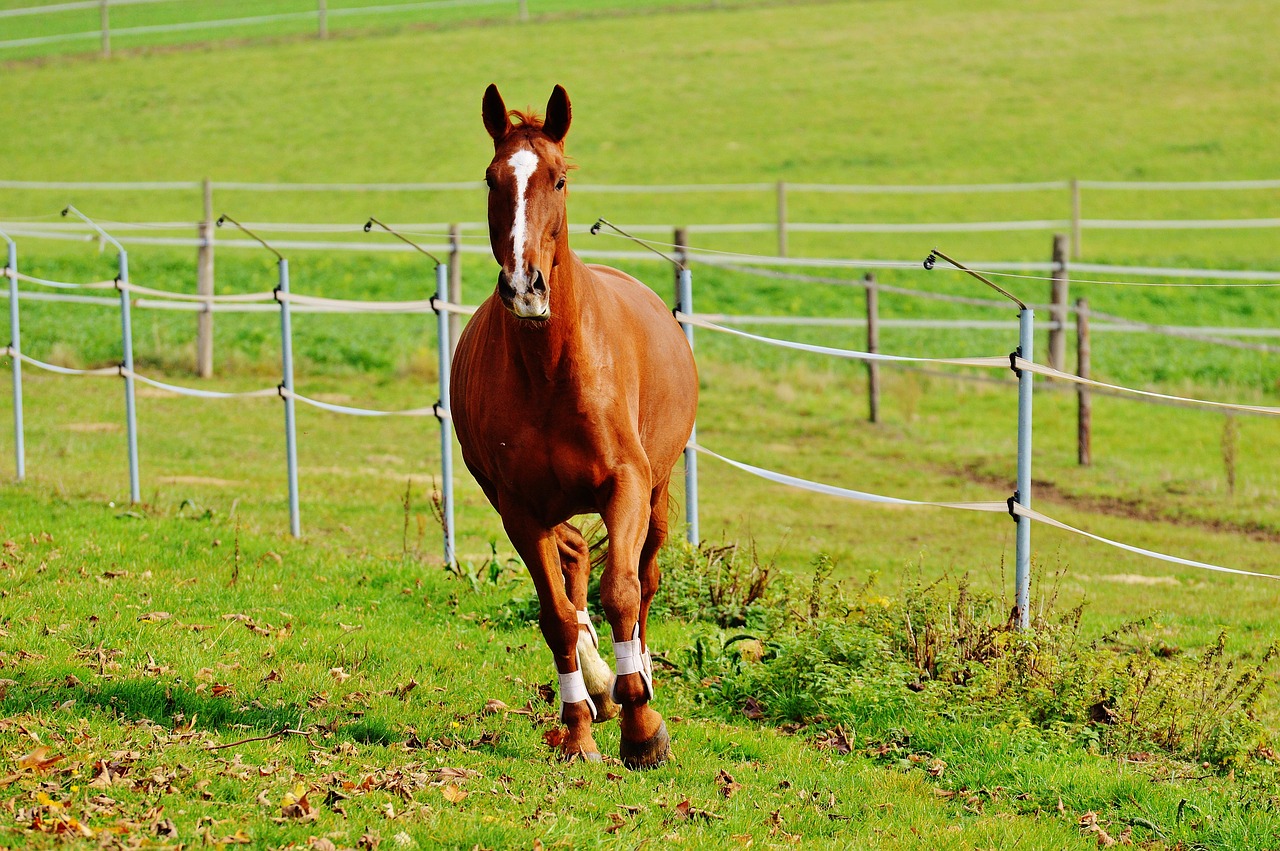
(450, 84, 698, 768)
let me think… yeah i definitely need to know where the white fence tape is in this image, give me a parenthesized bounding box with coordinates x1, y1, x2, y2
(7, 348, 118, 377)
(677, 312, 1011, 368)
(282, 388, 444, 419)
(691, 444, 1280, 581)
(1014, 358, 1280, 417)
(124, 371, 278, 400)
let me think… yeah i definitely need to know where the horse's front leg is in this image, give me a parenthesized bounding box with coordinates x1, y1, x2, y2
(503, 508, 601, 761)
(556, 522, 620, 721)
(599, 472, 670, 769)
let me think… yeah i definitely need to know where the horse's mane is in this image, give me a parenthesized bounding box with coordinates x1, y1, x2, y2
(505, 108, 578, 171)
(508, 108, 544, 130)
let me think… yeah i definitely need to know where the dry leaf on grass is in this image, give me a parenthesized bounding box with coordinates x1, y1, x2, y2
(17, 746, 65, 773)
(715, 769, 743, 798)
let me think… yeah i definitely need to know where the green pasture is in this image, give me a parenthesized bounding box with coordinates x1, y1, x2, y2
(1, 0, 1279, 847)
(1, 0, 1278, 265)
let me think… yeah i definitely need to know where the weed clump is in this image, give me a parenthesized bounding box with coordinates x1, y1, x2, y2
(658, 549, 1278, 773)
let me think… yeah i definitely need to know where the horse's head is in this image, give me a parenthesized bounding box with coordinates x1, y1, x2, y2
(482, 84, 572, 322)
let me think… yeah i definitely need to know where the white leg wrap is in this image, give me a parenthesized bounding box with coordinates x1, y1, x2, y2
(558, 668, 597, 721)
(576, 609, 599, 649)
(611, 622, 653, 702)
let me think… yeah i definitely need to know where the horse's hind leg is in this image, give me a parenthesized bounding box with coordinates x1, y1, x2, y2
(556, 522, 619, 721)
(600, 473, 671, 769)
(502, 508, 600, 762)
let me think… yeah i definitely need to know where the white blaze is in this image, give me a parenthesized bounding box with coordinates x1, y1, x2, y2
(507, 147, 540, 284)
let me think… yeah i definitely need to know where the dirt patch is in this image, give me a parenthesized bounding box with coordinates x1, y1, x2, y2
(1096, 574, 1180, 587)
(62, 422, 121, 433)
(953, 461, 1280, 544)
(155, 475, 241, 487)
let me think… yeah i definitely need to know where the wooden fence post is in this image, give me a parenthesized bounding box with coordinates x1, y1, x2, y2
(1070, 178, 1082, 260)
(1048, 233, 1069, 371)
(1076, 297, 1092, 466)
(448, 224, 463, 356)
(100, 0, 111, 57)
(317, 0, 328, 38)
(196, 178, 214, 378)
(776, 180, 788, 257)
(518, 0, 528, 21)
(865, 273, 879, 424)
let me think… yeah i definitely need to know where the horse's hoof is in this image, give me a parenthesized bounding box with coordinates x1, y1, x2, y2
(563, 749, 603, 764)
(590, 678, 621, 722)
(620, 721, 671, 770)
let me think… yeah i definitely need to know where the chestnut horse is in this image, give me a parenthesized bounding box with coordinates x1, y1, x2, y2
(451, 84, 698, 768)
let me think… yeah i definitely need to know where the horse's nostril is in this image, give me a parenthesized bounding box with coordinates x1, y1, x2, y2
(497, 269, 515, 299)
(532, 268, 547, 295)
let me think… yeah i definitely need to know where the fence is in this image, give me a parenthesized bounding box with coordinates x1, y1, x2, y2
(2, 218, 1278, 632)
(0, 0, 532, 57)
(3, 174, 1279, 260)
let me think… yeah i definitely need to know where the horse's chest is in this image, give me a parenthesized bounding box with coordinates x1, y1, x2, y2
(461, 383, 610, 479)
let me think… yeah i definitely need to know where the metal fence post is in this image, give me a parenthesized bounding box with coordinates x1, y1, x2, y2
(678, 267, 699, 545)
(63, 207, 137, 501)
(435, 262, 456, 568)
(197, 178, 215, 377)
(865, 273, 879, 424)
(448, 224, 462, 357)
(3, 234, 23, 482)
(277, 258, 301, 537)
(1014, 307, 1034, 629)
(118, 250, 140, 503)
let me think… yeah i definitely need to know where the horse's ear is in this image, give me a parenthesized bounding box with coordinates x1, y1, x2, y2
(482, 84, 511, 143)
(543, 85, 572, 145)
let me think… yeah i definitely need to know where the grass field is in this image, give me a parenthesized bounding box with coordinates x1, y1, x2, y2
(2, 0, 1280, 847)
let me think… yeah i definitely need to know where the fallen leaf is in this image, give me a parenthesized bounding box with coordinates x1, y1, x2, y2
(742, 696, 766, 720)
(137, 611, 171, 623)
(17, 746, 65, 773)
(440, 784, 467, 803)
(716, 769, 743, 798)
(542, 728, 568, 749)
(674, 799, 724, 822)
(482, 698, 508, 716)
(814, 725, 852, 754)
(330, 667, 352, 684)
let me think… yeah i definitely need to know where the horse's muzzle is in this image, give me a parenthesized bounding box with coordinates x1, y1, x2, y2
(498, 267, 550, 320)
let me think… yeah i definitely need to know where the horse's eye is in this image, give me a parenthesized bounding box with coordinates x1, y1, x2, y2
(555, 176, 566, 191)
